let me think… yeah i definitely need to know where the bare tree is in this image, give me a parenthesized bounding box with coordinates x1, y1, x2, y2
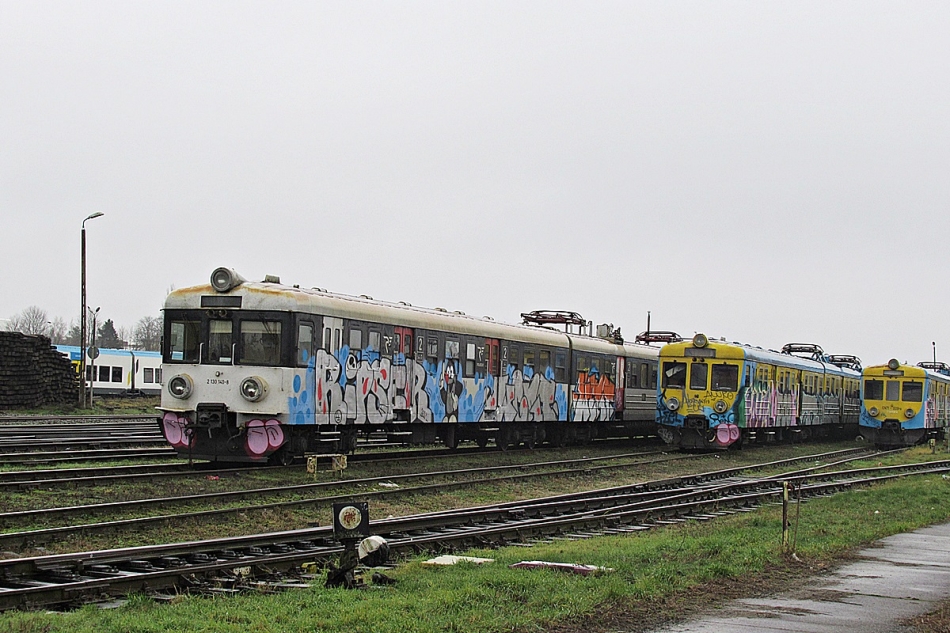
(48, 317, 69, 344)
(133, 316, 162, 351)
(11, 306, 49, 336)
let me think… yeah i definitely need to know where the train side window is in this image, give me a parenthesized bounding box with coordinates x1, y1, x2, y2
(297, 323, 313, 367)
(155, 368, 162, 383)
(427, 336, 438, 359)
(144, 368, 154, 383)
(368, 331, 381, 351)
(465, 342, 476, 377)
(323, 328, 332, 351)
(523, 349, 535, 374)
(590, 356, 600, 375)
(606, 360, 616, 380)
(651, 363, 658, 389)
(641, 363, 650, 388)
(903, 381, 923, 402)
(555, 352, 567, 382)
(886, 380, 900, 401)
(577, 355, 590, 373)
(349, 328, 362, 351)
(445, 339, 459, 360)
(689, 362, 708, 390)
(539, 350, 551, 376)
(111, 366, 122, 382)
(662, 361, 686, 388)
(97, 366, 108, 381)
(626, 362, 638, 388)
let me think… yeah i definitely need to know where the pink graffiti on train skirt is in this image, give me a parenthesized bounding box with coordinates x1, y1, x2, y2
(245, 419, 285, 456)
(715, 424, 740, 447)
(162, 412, 193, 448)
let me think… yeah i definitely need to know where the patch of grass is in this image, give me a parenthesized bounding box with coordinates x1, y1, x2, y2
(0, 397, 160, 417)
(4, 471, 950, 632)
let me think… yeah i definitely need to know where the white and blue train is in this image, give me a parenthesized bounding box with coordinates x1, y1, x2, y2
(56, 345, 163, 396)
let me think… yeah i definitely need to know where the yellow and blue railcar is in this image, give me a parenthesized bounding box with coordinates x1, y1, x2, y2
(860, 360, 950, 448)
(656, 335, 861, 449)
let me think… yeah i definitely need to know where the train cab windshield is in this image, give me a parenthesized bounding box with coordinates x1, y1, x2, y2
(662, 361, 686, 388)
(164, 310, 290, 366)
(864, 378, 923, 403)
(710, 363, 739, 391)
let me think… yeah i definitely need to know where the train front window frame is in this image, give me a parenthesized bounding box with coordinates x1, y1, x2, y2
(689, 362, 708, 390)
(903, 381, 923, 402)
(886, 380, 900, 401)
(167, 319, 201, 363)
(239, 320, 283, 366)
(864, 379, 884, 400)
(208, 319, 233, 364)
(662, 361, 686, 388)
(711, 363, 739, 392)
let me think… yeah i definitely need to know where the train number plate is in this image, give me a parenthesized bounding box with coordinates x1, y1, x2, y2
(207, 379, 230, 385)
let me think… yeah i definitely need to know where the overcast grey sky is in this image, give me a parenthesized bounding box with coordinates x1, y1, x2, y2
(1, 1, 948, 365)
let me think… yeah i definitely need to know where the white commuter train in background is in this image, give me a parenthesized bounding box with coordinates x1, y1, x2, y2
(56, 345, 163, 396)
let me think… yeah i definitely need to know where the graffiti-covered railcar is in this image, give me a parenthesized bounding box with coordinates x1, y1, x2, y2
(655, 335, 861, 450)
(860, 360, 950, 448)
(158, 268, 660, 463)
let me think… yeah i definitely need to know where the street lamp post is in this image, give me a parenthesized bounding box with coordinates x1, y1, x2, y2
(80, 212, 104, 407)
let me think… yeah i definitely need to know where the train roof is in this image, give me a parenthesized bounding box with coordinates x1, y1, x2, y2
(660, 335, 861, 377)
(864, 360, 950, 382)
(164, 269, 660, 359)
(55, 345, 162, 359)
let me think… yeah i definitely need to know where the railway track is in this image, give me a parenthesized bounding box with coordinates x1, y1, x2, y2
(0, 416, 169, 461)
(0, 447, 932, 612)
(0, 449, 698, 549)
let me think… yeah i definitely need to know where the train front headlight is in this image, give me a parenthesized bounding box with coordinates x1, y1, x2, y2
(905, 408, 915, 419)
(868, 406, 880, 417)
(692, 333, 708, 348)
(210, 267, 246, 293)
(666, 397, 680, 412)
(168, 374, 193, 399)
(240, 376, 268, 402)
(887, 358, 900, 370)
(714, 399, 728, 414)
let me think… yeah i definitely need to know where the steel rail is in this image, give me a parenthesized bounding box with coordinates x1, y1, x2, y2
(0, 450, 693, 531)
(0, 458, 942, 612)
(0, 449, 874, 550)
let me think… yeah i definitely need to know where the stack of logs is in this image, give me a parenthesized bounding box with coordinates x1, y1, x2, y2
(0, 332, 79, 408)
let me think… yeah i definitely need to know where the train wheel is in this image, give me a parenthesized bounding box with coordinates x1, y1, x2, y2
(496, 427, 512, 451)
(269, 446, 296, 466)
(442, 425, 459, 450)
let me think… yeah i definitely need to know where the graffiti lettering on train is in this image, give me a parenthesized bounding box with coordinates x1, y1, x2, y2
(162, 412, 194, 449)
(246, 419, 284, 456)
(498, 366, 562, 422)
(289, 347, 512, 425)
(573, 370, 615, 421)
